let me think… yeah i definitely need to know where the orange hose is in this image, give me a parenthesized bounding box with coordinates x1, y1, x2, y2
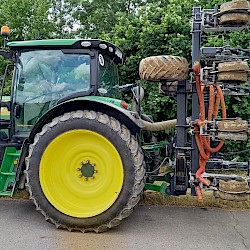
(196, 159, 211, 186)
(216, 85, 226, 118)
(196, 186, 203, 201)
(208, 85, 214, 121)
(202, 85, 214, 153)
(202, 85, 226, 153)
(193, 62, 227, 198)
(214, 93, 221, 118)
(194, 61, 205, 121)
(194, 126, 209, 160)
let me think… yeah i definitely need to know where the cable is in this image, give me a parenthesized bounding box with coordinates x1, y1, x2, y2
(146, 157, 169, 174)
(219, 149, 250, 156)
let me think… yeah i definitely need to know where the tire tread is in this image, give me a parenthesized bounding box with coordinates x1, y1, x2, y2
(25, 110, 145, 233)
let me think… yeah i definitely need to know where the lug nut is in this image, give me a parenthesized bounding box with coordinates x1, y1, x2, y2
(77, 168, 81, 171)
(79, 174, 83, 178)
(94, 170, 98, 173)
(86, 160, 90, 164)
(91, 176, 95, 179)
(92, 164, 95, 167)
(85, 177, 89, 181)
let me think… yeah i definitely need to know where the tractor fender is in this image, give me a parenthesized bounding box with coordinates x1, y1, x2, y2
(29, 99, 143, 141)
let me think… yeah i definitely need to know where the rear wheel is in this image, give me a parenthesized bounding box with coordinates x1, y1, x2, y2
(25, 110, 145, 232)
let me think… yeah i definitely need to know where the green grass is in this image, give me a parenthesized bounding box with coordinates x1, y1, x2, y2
(3, 186, 250, 211)
(141, 189, 250, 210)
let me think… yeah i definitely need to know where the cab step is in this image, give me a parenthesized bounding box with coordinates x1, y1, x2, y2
(0, 147, 21, 196)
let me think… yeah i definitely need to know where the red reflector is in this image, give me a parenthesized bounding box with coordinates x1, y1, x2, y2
(121, 101, 128, 109)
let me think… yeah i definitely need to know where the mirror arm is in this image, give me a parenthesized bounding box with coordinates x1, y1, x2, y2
(0, 50, 14, 61)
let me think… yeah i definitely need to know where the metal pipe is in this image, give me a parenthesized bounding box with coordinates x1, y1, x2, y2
(141, 119, 177, 131)
(131, 86, 144, 113)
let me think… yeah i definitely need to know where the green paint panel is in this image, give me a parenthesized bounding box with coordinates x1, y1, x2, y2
(82, 96, 124, 108)
(142, 141, 167, 151)
(145, 182, 168, 194)
(0, 147, 21, 197)
(7, 39, 79, 47)
(74, 96, 130, 109)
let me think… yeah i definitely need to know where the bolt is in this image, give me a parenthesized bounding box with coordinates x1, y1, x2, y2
(79, 174, 83, 178)
(85, 177, 89, 181)
(77, 168, 81, 171)
(92, 163, 95, 167)
(94, 170, 98, 174)
(91, 176, 95, 179)
(86, 160, 90, 164)
(80, 161, 84, 166)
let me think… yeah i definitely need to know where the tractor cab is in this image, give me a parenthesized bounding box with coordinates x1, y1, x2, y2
(1, 39, 124, 140)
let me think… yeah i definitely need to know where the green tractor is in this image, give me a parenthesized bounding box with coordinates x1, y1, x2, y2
(0, 33, 154, 232)
(0, 0, 249, 233)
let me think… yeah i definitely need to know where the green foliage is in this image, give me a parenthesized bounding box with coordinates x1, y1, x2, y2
(0, 0, 55, 40)
(66, 0, 152, 38)
(0, 0, 58, 94)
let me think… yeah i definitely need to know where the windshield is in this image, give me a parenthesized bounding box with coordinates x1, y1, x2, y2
(98, 53, 121, 98)
(13, 50, 91, 136)
(15, 50, 90, 103)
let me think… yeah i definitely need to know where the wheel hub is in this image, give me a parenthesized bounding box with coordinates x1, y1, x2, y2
(78, 160, 97, 180)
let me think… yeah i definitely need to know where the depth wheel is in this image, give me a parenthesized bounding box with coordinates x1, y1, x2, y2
(219, 0, 249, 25)
(217, 61, 249, 82)
(25, 110, 145, 232)
(139, 55, 189, 82)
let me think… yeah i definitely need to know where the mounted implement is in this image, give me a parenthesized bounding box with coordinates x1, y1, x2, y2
(0, 0, 249, 233)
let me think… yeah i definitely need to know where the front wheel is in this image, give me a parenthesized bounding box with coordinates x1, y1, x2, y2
(25, 110, 145, 232)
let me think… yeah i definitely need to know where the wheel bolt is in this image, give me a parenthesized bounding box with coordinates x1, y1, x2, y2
(86, 160, 90, 164)
(94, 170, 98, 174)
(77, 168, 81, 171)
(79, 174, 83, 178)
(92, 164, 95, 167)
(85, 177, 89, 181)
(91, 176, 95, 179)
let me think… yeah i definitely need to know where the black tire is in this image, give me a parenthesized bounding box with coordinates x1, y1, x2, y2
(139, 55, 189, 82)
(25, 110, 145, 232)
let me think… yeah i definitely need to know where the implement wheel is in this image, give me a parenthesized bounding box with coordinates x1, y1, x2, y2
(25, 110, 145, 232)
(139, 55, 189, 82)
(219, 0, 249, 25)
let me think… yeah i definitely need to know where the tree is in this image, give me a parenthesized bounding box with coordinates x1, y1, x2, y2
(0, 0, 55, 40)
(66, 0, 157, 38)
(48, 0, 77, 38)
(0, 0, 56, 94)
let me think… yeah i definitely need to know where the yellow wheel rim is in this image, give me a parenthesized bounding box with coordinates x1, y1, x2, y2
(39, 129, 124, 218)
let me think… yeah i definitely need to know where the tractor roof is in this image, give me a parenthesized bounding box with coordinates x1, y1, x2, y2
(7, 39, 124, 64)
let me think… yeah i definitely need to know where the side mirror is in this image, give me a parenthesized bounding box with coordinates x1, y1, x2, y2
(98, 88, 108, 95)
